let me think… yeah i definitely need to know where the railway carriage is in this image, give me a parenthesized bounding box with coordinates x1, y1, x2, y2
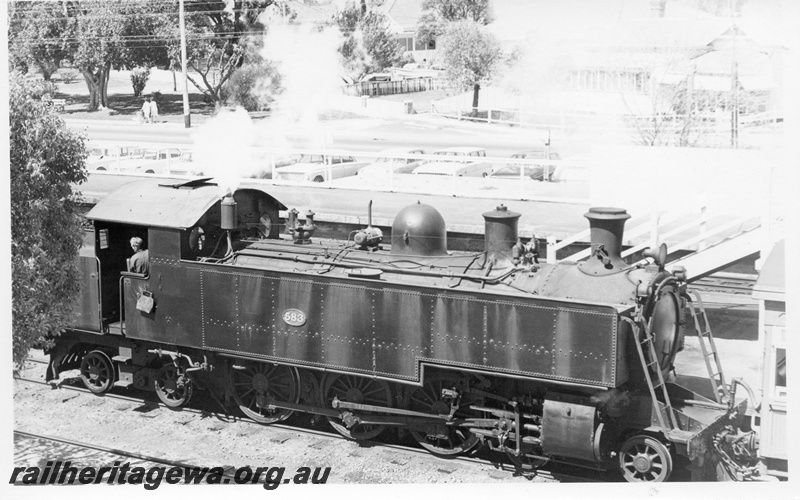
(48, 177, 763, 482)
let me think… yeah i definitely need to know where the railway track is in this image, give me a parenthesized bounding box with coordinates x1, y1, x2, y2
(15, 366, 609, 483)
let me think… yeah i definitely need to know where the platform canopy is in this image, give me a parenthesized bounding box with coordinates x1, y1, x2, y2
(86, 178, 285, 230)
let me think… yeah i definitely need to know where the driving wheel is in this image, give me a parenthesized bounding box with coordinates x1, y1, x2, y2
(230, 362, 299, 424)
(404, 374, 480, 456)
(322, 373, 392, 440)
(80, 350, 115, 394)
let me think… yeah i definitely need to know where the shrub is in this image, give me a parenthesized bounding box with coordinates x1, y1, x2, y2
(221, 62, 282, 112)
(60, 69, 78, 84)
(130, 67, 151, 97)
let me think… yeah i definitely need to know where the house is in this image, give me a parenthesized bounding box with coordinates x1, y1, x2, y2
(285, 0, 438, 63)
(751, 240, 787, 479)
(374, 0, 437, 61)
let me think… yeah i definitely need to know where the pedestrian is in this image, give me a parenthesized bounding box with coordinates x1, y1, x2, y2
(149, 96, 158, 123)
(141, 97, 152, 124)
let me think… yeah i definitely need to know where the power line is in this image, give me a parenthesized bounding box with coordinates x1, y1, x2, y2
(8, 7, 284, 22)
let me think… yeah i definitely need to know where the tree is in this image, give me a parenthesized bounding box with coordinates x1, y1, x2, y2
(160, 2, 276, 108)
(9, 0, 175, 110)
(8, 2, 71, 80)
(10, 73, 88, 369)
(70, 0, 175, 110)
(439, 20, 501, 115)
(616, 52, 722, 147)
(221, 59, 283, 111)
(334, 6, 404, 80)
(416, 0, 492, 45)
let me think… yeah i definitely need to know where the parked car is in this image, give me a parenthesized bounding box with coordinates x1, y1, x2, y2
(95, 147, 195, 175)
(489, 148, 561, 181)
(391, 63, 440, 80)
(88, 145, 145, 171)
(274, 153, 369, 182)
(165, 150, 204, 176)
(412, 147, 495, 177)
(356, 148, 426, 176)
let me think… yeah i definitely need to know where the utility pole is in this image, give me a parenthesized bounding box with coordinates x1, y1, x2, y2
(179, 0, 191, 128)
(729, 0, 738, 148)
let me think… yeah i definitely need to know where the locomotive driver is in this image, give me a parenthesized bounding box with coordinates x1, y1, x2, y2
(128, 237, 150, 275)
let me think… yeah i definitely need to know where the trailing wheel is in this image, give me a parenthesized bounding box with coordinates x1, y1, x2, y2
(154, 361, 194, 408)
(80, 350, 115, 394)
(322, 373, 392, 440)
(619, 435, 673, 482)
(404, 374, 480, 456)
(230, 362, 299, 424)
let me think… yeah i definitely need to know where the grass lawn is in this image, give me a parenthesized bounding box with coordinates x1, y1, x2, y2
(48, 68, 451, 123)
(52, 68, 217, 124)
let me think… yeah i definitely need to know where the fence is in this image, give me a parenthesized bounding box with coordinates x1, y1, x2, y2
(341, 78, 450, 97)
(430, 100, 783, 147)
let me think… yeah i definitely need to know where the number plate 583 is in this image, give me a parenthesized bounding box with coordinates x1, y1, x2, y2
(282, 308, 307, 327)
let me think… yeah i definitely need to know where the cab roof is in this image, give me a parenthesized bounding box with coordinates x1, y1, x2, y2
(86, 178, 286, 230)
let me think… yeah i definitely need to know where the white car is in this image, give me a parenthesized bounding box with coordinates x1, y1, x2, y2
(88, 146, 145, 171)
(94, 147, 201, 175)
(489, 148, 561, 182)
(274, 153, 369, 182)
(356, 148, 426, 176)
(412, 147, 495, 177)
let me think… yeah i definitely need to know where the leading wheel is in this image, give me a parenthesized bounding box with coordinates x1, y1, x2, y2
(80, 350, 115, 394)
(230, 362, 299, 424)
(322, 373, 392, 440)
(405, 374, 480, 456)
(505, 443, 549, 471)
(154, 361, 194, 408)
(619, 435, 673, 482)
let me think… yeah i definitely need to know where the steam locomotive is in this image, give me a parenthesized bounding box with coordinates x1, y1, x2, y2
(47, 177, 762, 482)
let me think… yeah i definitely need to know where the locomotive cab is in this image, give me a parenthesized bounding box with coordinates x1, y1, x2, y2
(74, 220, 150, 332)
(77, 179, 286, 337)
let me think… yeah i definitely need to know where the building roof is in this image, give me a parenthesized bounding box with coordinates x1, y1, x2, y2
(285, 0, 338, 26)
(753, 240, 785, 301)
(376, 0, 426, 33)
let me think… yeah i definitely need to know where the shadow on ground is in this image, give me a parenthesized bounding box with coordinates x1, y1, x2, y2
(54, 91, 216, 119)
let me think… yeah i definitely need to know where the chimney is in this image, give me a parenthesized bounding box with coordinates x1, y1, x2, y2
(578, 207, 631, 276)
(650, 0, 667, 17)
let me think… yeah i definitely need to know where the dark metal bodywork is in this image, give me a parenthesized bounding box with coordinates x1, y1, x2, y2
(59, 181, 760, 480)
(124, 257, 627, 388)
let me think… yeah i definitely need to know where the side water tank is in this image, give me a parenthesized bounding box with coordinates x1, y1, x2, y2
(390, 202, 448, 256)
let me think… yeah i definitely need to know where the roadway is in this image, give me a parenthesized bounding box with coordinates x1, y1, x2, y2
(65, 115, 573, 158)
